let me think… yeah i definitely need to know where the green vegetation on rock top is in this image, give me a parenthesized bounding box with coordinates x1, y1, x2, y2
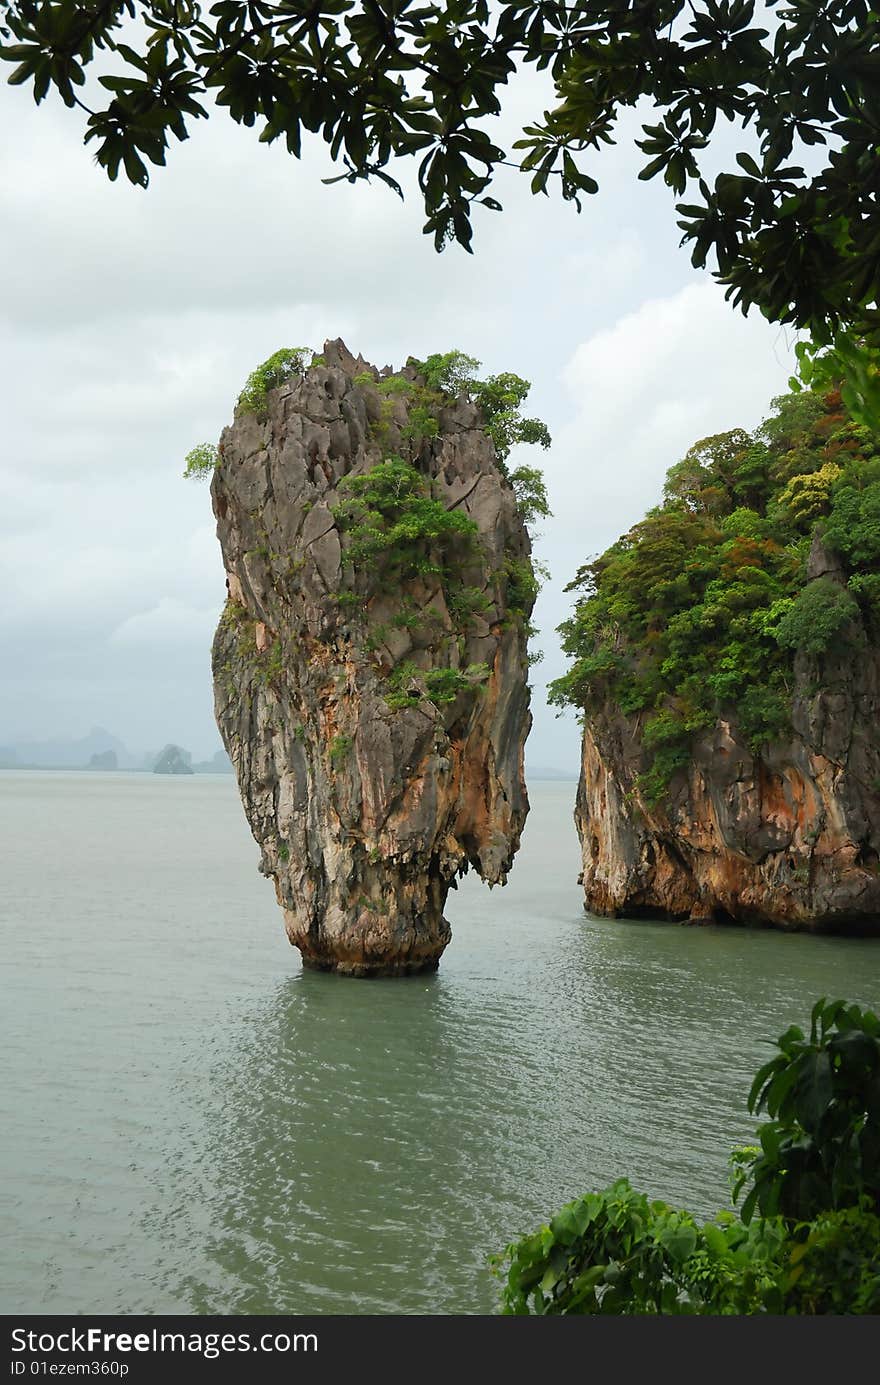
(408, 350, 552, 467)
(549, 383, 880, 804)
(236, 347, 311, 415)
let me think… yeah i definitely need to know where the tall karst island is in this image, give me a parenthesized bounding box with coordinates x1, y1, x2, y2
(551, 386, 880, 933)
(193, 341, 549, 975)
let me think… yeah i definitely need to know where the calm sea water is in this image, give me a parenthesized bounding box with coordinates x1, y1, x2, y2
(1, 770, 878, 1315)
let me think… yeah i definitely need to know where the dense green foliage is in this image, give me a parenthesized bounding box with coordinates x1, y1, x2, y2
(384, 660, 490, 711)
(4, 3, 879, 391)
(182, 441, 218, 479)
(332, 455, 479, 583)
(549, 385, 880, 803)
(508, 465, 552, 529)
(407, 350, 552, 467)
(793, 339, 880, 431)
(736, 999, 880, 1226)
(494, 999, 880, 1315)
(236, 346, 310, 414)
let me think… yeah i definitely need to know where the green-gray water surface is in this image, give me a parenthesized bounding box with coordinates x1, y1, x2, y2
(1, 771, 878, 1315)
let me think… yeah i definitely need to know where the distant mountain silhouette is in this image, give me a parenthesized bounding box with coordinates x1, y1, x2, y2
(5, 726, 130, 768)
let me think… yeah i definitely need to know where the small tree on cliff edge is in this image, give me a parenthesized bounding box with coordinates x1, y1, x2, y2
(3, 1, 880, 413)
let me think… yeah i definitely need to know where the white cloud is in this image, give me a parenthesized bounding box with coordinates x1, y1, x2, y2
(111, 597, 219, 648)
(0, 78, 798, 767)
(526, 280, 797, 764)
(552, 280, 795, 572)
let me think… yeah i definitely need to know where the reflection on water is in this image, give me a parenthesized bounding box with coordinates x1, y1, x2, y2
(1, 772, 878, 1313)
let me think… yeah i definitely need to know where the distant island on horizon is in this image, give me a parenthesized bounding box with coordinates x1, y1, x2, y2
(0, 727, 232, 775)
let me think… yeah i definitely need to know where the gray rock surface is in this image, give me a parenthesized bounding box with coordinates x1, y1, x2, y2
(211, 340, 534, 974)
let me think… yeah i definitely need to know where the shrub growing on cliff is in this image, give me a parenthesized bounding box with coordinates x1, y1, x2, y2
(183, 442, 218, 479)
(385, 661, 490, 711)
(328, 734, 352, 769)
(773, 579, 862, 656)
(333, 457, 480, 586)
(237, 348, 311, 415)
(494, 999, 880, 1315)
(509, 466, 551, 528)
(823, 458, 880, 568)
(409, 351, 551, 467)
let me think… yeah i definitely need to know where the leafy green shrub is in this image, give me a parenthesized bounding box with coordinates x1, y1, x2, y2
(777, 462, 841, 528)
(734, 998, 880, 1225)
(493, 1179, 787, 1315)
(446, 585, 492, 626)
(408, 351, 551, 466)
(495, 999, 880, 1315)
(183, 442, 218, 479)
(849, 571, 880, 622)
(634, 710, 697, 805)
(425, 664, 489, 703)
(334, 590, 364, 614)
(823, 457, 880, 566)
(237, 347, 311, 415)
(509, 465, 552, 527)
(472, 374, 550, 465)
(415, 350, 481, 395)
(384, 661, 489, 711)
(328, 734, 352, 768)
(264, 639, 284, 684)
(402, 402, 441, 441)
(333, 457, 480, 591)
(774, 578, 861, 655)
(736, 686, 791, 752)
(503, 555, 540, 615)
(783, 1207, 880, 1314)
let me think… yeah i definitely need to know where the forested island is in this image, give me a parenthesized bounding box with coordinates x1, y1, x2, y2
(551, 386, 880, 932)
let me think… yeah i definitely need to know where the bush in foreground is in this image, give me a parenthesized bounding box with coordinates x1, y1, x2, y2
(494, 999, 880, 1314)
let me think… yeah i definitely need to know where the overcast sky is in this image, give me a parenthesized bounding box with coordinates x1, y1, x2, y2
(0, 68, 798, 767)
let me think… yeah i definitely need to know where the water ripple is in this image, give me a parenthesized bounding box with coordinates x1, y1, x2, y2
(1, 772, 878, 1314)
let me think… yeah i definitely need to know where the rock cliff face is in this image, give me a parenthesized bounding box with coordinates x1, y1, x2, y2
(576, 538, 880, 932)
(211, 340, 534, 974)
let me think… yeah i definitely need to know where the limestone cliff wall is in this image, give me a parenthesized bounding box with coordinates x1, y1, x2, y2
(576, 541, 880, 931)
(211, 340, 533, 974)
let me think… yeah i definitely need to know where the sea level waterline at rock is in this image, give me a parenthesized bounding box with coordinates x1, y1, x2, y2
(195, 341, 551, 975)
